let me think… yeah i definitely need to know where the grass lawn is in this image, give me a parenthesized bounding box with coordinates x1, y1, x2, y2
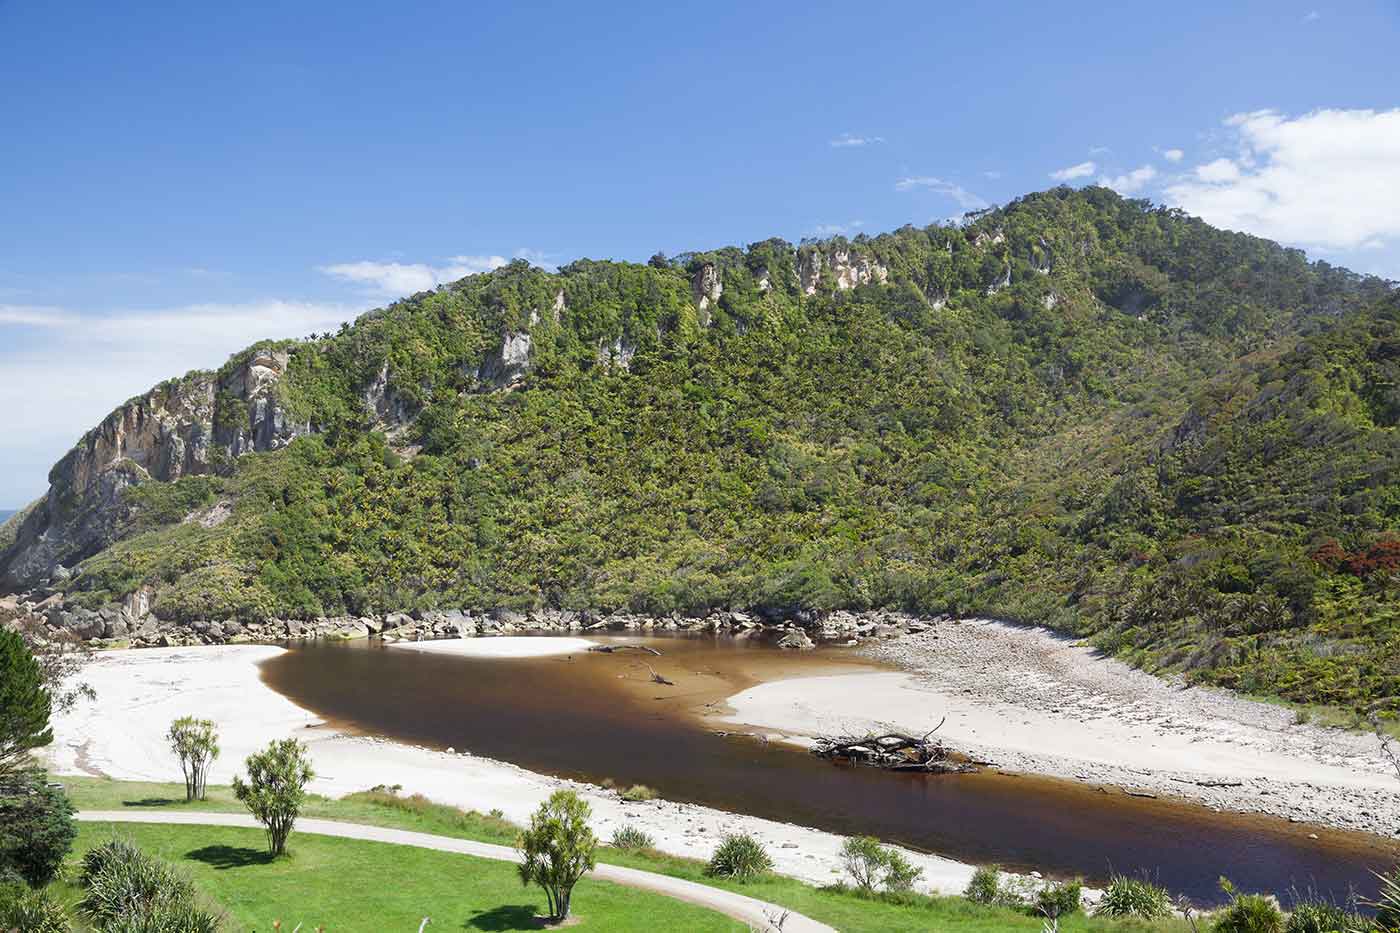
(69, 821, 744, 933)
(61, 777, 1188, 933)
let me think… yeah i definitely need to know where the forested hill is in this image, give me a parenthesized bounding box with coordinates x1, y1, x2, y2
(3, 186, 1397, 707)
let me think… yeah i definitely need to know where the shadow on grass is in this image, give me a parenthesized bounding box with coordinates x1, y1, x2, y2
(466, 904, 552, 930)
(122, 797, 183, 807)
(186, 844, 275, 869)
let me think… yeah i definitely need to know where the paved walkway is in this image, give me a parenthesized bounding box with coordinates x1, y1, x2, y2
(76, 810, 835, 933)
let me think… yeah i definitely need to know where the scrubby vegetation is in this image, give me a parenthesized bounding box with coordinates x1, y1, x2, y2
(611, 825, 655, 851)
(706, 833, 773, 881)
(1097, 874, 1173, 919)
(79, 838, 223, 931)
(35, 186, 1400, 710)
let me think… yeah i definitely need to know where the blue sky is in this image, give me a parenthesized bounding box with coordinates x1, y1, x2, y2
(2, 0, 1399, 505)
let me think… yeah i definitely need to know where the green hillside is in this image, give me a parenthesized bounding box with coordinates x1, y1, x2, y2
(9, 186, 1399, 707)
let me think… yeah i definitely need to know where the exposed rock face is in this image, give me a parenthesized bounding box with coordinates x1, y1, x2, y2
(596, 336, 637, 372)
(478, 332, 533, 387)
(692, 262, 721, 325)
(364, 363, 414, 425)
(0, 350, 308, 590)
(798, 248, 889, 296)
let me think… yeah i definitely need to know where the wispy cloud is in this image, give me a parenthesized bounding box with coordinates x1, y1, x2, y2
(320, 255, 508, 296)
(1302, 10, 1321, 22)
(808, 221, 866, 238)
(895, 176, 988, 210)
(1164, 108, 1400, 251)
(983, 170, 1002, 180)
(1050, 161, 1097, 181)
(1161, 148, 1185, 163)
(830, 133, 885, 148)
(1099, 164, 1158, 195)
(1, 299, 363, 503)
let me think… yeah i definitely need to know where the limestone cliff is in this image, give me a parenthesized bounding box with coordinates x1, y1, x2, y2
(0, 348, 308, 589)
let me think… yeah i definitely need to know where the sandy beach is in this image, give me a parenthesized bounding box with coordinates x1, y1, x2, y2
(45, 642, 978, 894)
(719, 619, 1400, 838)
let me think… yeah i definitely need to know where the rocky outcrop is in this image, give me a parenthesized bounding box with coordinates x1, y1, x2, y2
(797, 248, 889, 296)
(478, 332, 533, 387)
(692, 263, 722, 325)
(596, 336, 637, 372)
(364, 363, 415, 426)
(0, 350, 309, 591)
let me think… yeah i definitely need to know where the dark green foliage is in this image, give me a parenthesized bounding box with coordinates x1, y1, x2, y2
(78, 839, 220, 932)
(0, 884, 70, 933)
(56, 188, 1400, 707)
(1035, 878, 1084, 918)
(1284, 899, 1358, 933)
(232, 738, 314, 856)
(705, 833, 773, 881)
(0, 628, 52, 780)
(1096, 874, 1172, 919)
(839, 836, 923, 894)
(964, 865, 1004, 905)
(1213, 878, 1285, 933)
(0, 773, 75, 888)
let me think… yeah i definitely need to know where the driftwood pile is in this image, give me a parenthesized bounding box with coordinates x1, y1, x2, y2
(812, 719, 974, 774)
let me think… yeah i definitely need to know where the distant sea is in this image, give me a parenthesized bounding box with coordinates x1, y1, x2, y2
(0, 509, 16, 524)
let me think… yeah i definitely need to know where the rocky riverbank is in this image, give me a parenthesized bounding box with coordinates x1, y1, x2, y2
(720, 617, 1400, 841)
(1, 589, 933, 650)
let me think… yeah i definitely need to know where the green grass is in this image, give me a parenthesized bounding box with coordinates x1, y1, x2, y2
(67, 822, 743, 933)
(60, 777, 1190, 932)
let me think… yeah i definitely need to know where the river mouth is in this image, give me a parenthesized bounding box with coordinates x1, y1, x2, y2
(259, 633, 1395, 905)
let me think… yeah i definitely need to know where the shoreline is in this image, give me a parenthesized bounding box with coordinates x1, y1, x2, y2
(44, 642, 979, 894)
(716, 618, 1400, 840)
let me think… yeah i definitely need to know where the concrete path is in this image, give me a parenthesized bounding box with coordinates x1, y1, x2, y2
(77, 810, 835, 933)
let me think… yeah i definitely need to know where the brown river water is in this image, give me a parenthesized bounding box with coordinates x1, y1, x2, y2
(260, 634, 1395, 906)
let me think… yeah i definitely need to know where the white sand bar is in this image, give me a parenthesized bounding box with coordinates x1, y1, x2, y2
(720, 620, 1400, 838)
(388, 636, 598, 658)
(46, 645, 976, 894)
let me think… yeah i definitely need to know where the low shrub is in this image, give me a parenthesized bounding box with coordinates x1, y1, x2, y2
(620, 784, 658, 802)
(706, 834, 773, 882)
(1213, 894, 1284, 933)
(0, 775, 77, 888)
(1370, 868, 1400, 932)
(79, 839, 220, 932)
(0, 886, 70, 933)
(965, 865, 1004, 905)
(1035, 879, 1084, 918)
(882, 849, 922, 894)
(1284, 900, 1356, 933)
(610, 825, 655, 851)
(1096, 874, 1172, 919)
(839, 836, 923, 894)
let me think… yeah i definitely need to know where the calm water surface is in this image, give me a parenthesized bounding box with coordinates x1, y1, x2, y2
(261, 635, 1394, 905)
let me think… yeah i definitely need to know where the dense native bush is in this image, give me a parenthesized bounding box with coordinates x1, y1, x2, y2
(0, 774, 76, 888)
(706, 834, 773, 882)
(41, 187, 1400, 708)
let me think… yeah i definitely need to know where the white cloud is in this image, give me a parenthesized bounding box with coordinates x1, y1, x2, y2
(809, 221, 866, 238)
(0, 305, 76, 327)
(983, 170, 1002, 180)
(1099, 164, 1158, 194)
(1194, 158, 1242, 183)
(894, 176, 988, 210)
(1161, 148, 1185, 163)
(830, 133, 885, 148)
(1050, 161, 1097, 181)
(321, 255, 507, 296)
(0, 300, 361, 503)
(1164, 108, 1400, 250)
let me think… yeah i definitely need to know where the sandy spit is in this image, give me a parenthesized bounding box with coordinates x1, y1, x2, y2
(45, 643, 977, 894)
(720, 619, 1400, 838)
